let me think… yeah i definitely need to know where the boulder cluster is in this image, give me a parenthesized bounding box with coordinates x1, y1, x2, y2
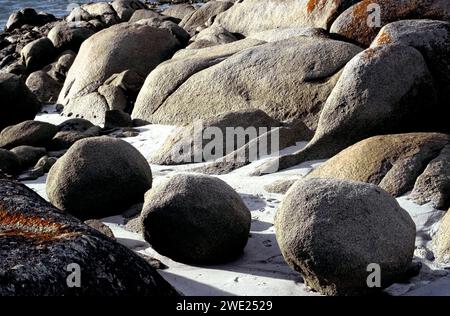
(1, 0, 449, 296)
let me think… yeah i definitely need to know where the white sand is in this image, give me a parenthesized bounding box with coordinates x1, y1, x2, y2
(23, 111, 449, 296)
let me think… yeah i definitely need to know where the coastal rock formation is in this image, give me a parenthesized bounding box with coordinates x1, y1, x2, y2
(0, 120, 58, 149)
(46, 137, 152, 219)
(133, 36, 362, 128)
(0, 179, 177, 296)
(58, 22, 182, 124)
(330, 0, 450, 47)
(141, 173, 251, 264)
(308, 133, 450, 199)
(275, 178, 416, 295)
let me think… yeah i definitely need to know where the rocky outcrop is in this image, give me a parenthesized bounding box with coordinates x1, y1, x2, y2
(330, 0, 450, 47)
(0, 179, 177, 296)
(212, 0, 360, 35)
(133, 36, 362, 128)
(58, 22, 182, 124)
(308, 133, 450, 198)
(252, 44, 439, 175)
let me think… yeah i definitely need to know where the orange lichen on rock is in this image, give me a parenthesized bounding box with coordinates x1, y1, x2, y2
(352, 0, 373, 19)
(374, 30, 392, 45)
(306, 0, 333, 13)
(0, 209, 78, 242)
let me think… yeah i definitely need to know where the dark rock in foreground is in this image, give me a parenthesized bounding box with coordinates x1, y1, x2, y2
(0, 179, 178, 296)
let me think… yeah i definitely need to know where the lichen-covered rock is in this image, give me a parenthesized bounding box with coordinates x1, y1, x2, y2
(46, 137, 152, 219)
(330, 0, 450, 47)
(0, 179, 177, 296)
(252, 44, 439, 175)
(141, 173, 251, 264)
(275, 178, 416, 295)
(213, 0, 360, 35)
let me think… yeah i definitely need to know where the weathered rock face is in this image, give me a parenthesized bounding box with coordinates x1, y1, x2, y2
(150, 109, 281, 165)
(275, 178, 416, 296)
(212, 0, 360, 35)
(180, 1, 234, 35)
(187, 25, 238, 49)
(21, 37, 56, 72)
(264, 178, 299, 194)
(0, 74, 40, 131)
(330, 0, 450, 47)
(141, 173, 251, 264)
(133, 36, 362, 128)
(162, 3, 196, 20)
(0, 120, 58, 149)
(371, 19, 450, 133)
(0, 179, 177, 296)
(58, 22, 182, 124)
(46, 137, 152, 219)
(434, 209, 450, 264)
(251, 44, 439, 175)
(25, 71, 62, 103)
(195, 122, 312, 175)
(308, 133, 450, 198)
(411, 145, 450, 210)
(47, 22, 96, 53)
(111, 0, 147, 22)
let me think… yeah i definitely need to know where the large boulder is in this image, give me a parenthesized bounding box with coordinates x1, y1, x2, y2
(133, 36, 362, 128)
(10, 146, 47, 169)
(411, 145, 450, 210)
(275, 178, 416, 295)
(180, 1, 234, 35)
(0, 74, 40, 131)
(58, 22, 182, 124)
(252, 44, 439, 175)
(187, 25, 238, 49)
(0, 179, 177, 296)
(5, 8, 56, 32)
(162, 3, 196, 20)
(330, 0, 450, 47)
(47, 22, 96, 53)
(141, 173, 251, 264)
(212, 0, 360, 35)
(25, 70, 62, 103)
(111, 0, 147, 22)
(0, 121, 58, 149)
(46, 137, 152, 219)
(308, 133, 450, 197)
(150, 109, 281, 165)
(433, 209, 450, 264)
(371, 20, 450, 132)
(20, 38, 56, 72)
